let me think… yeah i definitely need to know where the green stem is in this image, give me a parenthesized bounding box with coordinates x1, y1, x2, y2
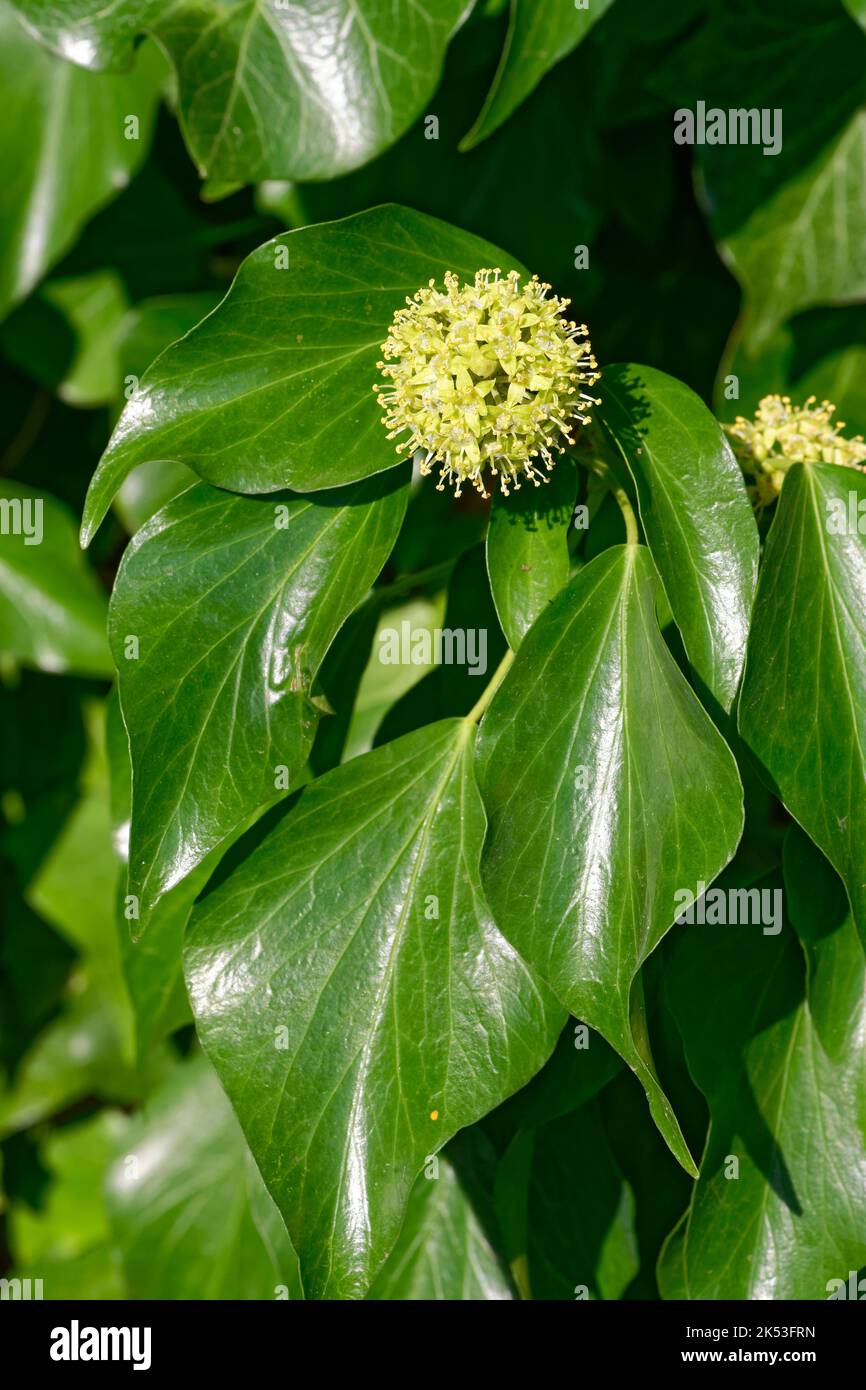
(376, 558, 454, 600)
(612, 482, 639, 546)
(464, 647, 515, 726)
(588, 455, 639, 546)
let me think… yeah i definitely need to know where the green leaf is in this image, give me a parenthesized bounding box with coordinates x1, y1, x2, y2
(14, 0, 468, 183)
(106, 689, 192, 1058)
(462, 0, 614, 149)
(650, 0, 866, 250)
(0, 5, 163, 319)
(660, 836, 866, 1298)
(369, 1135, 514, 1301)
(525, 1104, 638, 1301)
(185, 718, 564, 1299)
(81, 206, 523, 546)
(10, 1244, 125, 1300)
(10, 1109, 127, 1264)
(40, 271, 129, 407)
(484, 1021, 622, 1146)
(0, 898, 75, 1072)
(0, 983, 140, 1136)
(0, 697, 175, 1132)
(374, 543, 507, 744)
(0, 482, 111, 677)
(109, 470, 408, 932)
(486, 459, 577, 650)
(724, 111, 866, 349)
(739, 463, 866, 942)
(105, 1053, 301, 1300)
(478, 545, 745, 1173)
(600, 364, 759, 712)
(113, 293, 221, 534)
(599, 1066, 698, 1300)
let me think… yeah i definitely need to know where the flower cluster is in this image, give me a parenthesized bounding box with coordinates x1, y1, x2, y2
(724, 394, 866, 508)
(374, 268, 600, 497)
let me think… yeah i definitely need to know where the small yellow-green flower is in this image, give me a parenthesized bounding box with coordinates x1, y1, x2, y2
(724, 394, 866, 508)
(374, 268, 600, 497)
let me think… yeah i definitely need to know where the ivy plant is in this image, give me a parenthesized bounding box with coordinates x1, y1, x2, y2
(1, 0, 864, 1306)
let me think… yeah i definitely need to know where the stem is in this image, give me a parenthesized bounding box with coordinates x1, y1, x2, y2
(376, 558, 454, 600)
(464, 647, 514, 726)
(612, 482, 639, 546)
(0, 389, 50, 475)
(588, 455, 639, 546)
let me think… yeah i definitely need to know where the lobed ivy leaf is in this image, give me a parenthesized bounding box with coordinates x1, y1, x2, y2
(81, 205, 524, 546)
(486, 458, 577, 651)
(600, 363, 759, 712)
(0, 482, 112, 677)
(185, 719, 564, 1299)
(659, 834, 866, 1299)
(14, 0, 469, 184)
(106, 1053, 302, 1300)
(0, 4, 163, 320)
(108, 470, 407, 934)
(739, 463, 866, 943)
(461, 0, 615, 150)
(477, 545, 745, 1174)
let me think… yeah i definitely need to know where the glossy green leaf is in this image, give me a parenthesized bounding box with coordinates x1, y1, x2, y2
(369, 1134, 514, 1301)
(486, 458, 576, 650)
(0, 482, 111, 677)
(739, 463, 866, 941)
(106, 1053, 301, 1300)
(478, 545, 745, 1174)
(113, 293, 221, 534)
(15, 0, 468, 183)
(81, 206, 523, 546)
(0, 5, 163, 319)
(724, 110, 866, 349)
(649, 0, 866, 250)
(109, 470, 408, 933)
(600, 363, 759, 711)
(659, 836, 866, 1299)
(462, 0, 614, 149)
(185, 719, 564, 1299)
(106, 689, 192, 1057)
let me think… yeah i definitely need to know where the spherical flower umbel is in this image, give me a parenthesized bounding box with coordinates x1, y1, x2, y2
(374, 268, 601, 497)
(724, 393, 866, 508)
